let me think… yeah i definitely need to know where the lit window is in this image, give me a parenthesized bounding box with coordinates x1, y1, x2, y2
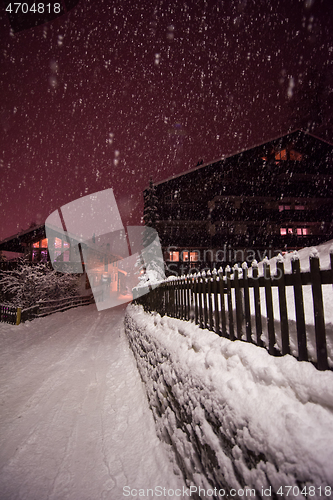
(63, 250, 70, 261)
(275, 149, 287, 161)
(280, 228, 287, 235)
(288, 228, 293, 234)
(275, 149, 302, 161)
(54, 237, 62, 248)
(169, 251, 179, 262)
(63, 240, 70, 249)
(297, 228, 309, 236)
(182, 251, 189, 261)
(290, 150, 302, 161)
(54, 250, 62, 261)
(40, 250, 48, 262)
(40, 238, 48, 248)
(32, 250, 39, 261)
(295, 205, 305, 210)
(32, 242, 40, 248)
(279, 205, 291, 212)
(190, 251, 199, 262)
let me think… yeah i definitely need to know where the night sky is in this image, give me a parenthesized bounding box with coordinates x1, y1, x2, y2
(1, 0, 332, 241)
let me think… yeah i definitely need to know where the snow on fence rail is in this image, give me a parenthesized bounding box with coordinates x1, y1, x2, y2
(0, 294, 95, 325)
(135, 251, 333, 371)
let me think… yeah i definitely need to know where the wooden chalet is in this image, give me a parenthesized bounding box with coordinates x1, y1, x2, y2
(146, 130, 333, 275)
(0, 224, 125, 292)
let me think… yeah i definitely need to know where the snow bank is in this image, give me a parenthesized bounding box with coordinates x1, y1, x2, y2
(256, 239, 333, 275)
(125, 304, 333, 499)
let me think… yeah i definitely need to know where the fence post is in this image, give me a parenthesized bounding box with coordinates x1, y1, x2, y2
(291, 253, 308, 362)
(226, 265, 234, 340)
(242, 262, 252, 343)
(194, 273, 199, 325)
(234, 264, 243, 340)
(186, 275, 191, 321)
(207, 270, 213, 331)
(198, 272, 203, 328)
(175, 277, 179, 318)
(212, 268, 220, 335)
(179, 276, 182, 318)
(161, 283, 166, 316)
(16, 307, 21, 325)
(218, 267, 227, 337)
(263, 258, 276, 355)
(276, 256, 290, 355)
(170, 280, 175, 318)
(252, 260, 263, 346)
(202, 271, 208, 329)
(179, 276, 184, 319)
(310, 251, 328, 371)
(167, 282, 171, 317)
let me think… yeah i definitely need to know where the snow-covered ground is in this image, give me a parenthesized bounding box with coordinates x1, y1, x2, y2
(0, 304, 184, 500)
(126, 304, 333, 498)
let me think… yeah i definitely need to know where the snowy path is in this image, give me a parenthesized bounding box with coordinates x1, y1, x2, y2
(0, 305, 183, 500)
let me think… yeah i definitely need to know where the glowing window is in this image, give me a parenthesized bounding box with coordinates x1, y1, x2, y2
(41, 238, 48, 248)
(32, 242, 40, 248)
(295, 205, 305, 210)
(63, 250, 70, 261)
(280, 227, 293, 235)
(54, 250, 62, 261)
(279, 205, 291, 212)
(297, 228, 309, 236)
(54, 238, 62, 248)
(32, 250, 39, 261)
(63, 241, 70, 249)
(169, 251, 179, 262)
(275, 149, 287, 161)
(190, 251, 199, 262)
(181, 251, 189, 261)
(290, 150, 302, 161)
(40, 250, 48, 262)
(275, 149, 302, 161)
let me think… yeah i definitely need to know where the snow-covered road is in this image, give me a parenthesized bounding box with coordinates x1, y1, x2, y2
(0, 304, 184, 500)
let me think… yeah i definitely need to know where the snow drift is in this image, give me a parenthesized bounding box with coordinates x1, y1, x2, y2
(125, 304, 333, 499)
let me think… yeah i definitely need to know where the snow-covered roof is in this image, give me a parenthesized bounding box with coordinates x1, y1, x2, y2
(151, 128, 332, 189)
(0, 224, 46, 253)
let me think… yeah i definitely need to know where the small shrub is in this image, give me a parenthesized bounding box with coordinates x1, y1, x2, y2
(0, 258, 81, 308)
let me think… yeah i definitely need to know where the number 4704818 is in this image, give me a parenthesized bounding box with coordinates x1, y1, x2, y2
(277, 485, 332, 496)
(6, 3, 61, 14)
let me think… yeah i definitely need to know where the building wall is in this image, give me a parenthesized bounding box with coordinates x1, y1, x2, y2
(149, 131, 333, 274)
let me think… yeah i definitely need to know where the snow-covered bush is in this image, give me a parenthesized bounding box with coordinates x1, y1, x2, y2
(0, 258, 81, 308)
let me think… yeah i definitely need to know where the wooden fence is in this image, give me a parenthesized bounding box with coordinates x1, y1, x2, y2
(0, 294, 95, 325)
(135, 252, 333, 371)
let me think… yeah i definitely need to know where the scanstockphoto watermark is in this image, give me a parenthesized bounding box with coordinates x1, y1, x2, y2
(165, 245, 286, 277)
(123, 485, 258, 497)
(167, 245, 284, 265)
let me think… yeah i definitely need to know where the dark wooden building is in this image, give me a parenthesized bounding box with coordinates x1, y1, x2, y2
(0, 224, 49, 265)
(146, 130, 333, 275)
(0, 225, 123, 291)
